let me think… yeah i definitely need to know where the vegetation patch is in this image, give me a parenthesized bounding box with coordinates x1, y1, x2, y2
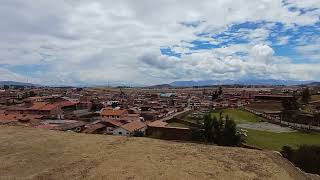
(245, 129, 320, 151)
(210, 108, 264, 124)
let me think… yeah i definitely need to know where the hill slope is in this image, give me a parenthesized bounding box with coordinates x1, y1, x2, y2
(0, 126, 310, 180)
(0, 81, 37, 87)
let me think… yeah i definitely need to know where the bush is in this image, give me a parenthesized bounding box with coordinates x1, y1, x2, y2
(281, 145, 320, 175)
(190, 128, 204, 141)
(201, 113, 242, 146)
(133, 130, 144, 137)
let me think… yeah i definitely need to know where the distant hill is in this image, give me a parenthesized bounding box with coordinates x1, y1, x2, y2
(301, 82, 320, 87)
(169, 79, 313, 87)
(147, 84, 173, 89)
(0, 81, 38, 87)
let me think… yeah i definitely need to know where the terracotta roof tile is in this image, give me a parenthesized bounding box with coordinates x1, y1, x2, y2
(120, 121, 146, 132)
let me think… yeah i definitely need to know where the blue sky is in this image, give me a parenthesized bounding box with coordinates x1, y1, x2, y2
(0, 0, 320, 85)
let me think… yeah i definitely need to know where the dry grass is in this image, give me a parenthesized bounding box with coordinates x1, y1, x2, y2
(0, 125, 311, 180)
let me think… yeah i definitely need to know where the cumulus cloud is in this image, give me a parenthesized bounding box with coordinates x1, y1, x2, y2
(0, 0, 319, 85)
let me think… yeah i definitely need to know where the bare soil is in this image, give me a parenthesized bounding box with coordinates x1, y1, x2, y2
(0, 125, 313, 180)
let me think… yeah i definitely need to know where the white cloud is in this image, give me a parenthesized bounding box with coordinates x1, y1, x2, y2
(0, 68, 27, 82)
(0, 0, 319, 85)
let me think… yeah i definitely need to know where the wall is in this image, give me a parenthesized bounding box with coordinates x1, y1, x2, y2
(146, 126, 192, 140)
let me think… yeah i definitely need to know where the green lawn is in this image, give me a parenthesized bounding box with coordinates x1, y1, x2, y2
(167, 122, 191, 128)
(245, 129, 320, 151)
(210, 108, 264, 124)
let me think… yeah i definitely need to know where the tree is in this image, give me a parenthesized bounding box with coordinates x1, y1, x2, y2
(218, 86, 223, 96)
(301, 88, 311, 104)
(90, 101, 104, 111)
(202, 113, 242, 146)
(211, 90, 219, 101)
(3, 85, 9, 90)
(281, 98, 299, 123)
(282, 145, 320, 175)
(203, 114, 214, 142)
(29, 91, 36, 97)
(222, 117, 241, 146)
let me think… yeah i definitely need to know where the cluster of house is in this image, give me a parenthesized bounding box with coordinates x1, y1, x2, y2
(0, 88, 189, 136)
(1, 86, 318, 136)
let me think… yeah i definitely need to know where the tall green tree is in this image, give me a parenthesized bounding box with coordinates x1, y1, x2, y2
(222, 117, 241, 146)
(301, 88, 311, 104)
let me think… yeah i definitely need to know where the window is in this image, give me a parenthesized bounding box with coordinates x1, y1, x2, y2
(119, 132, 122, 135)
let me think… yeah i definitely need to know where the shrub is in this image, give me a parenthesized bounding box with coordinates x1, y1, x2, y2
(281, 145, 320, 175)
(133, 130, 144, 137)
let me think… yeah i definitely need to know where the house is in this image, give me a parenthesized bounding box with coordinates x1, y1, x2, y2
(82, 122, 106, 134)
(27, 102, 63, 118)
(53, 121, 87, 132)
(113, 121, 147, 136)
(100, 108, 128, 119)
(147, 120, 168, 127)
(101, 119, 124, 134)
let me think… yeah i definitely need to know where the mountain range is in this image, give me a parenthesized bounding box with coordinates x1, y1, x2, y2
(168, 79, 315, 87)
(1, 79, 319, 88)
(0, 81, 37, 87)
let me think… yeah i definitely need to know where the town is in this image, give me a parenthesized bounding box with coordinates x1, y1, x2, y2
(1, 84, 320, 137)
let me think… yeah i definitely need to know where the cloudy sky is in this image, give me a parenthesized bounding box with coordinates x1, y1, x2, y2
(0, 0, 320, 86)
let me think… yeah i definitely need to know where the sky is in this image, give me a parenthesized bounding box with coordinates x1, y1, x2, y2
(0, 0, 320, 86)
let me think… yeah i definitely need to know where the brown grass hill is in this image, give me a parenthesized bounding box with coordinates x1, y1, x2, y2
(0, 125, 316, 180)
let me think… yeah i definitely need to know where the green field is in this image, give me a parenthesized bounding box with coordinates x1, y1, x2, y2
(246, 129, 320, 151)
(209, 108, 320, 151)
(167, 122, 191, 128)
(210, 108, 264, 123)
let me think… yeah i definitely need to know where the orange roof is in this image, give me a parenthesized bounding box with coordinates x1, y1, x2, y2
(29, 102, 57, 111)
(82, 123, 106, 133)
(40, 104, 57, 111)
(100, 109, 128, 116)
(56, 101, 78, 107)
(101, 119, 123, 127)
(147, 120, 168, 127)
(0, 114, 19, 121)
(29, 102, 47, 109)
(120, 121, 146, 132)
(0, 113, 43, 122)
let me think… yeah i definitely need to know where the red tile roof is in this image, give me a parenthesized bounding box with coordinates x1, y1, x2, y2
(147, 120, 168, 127)
(29, 102, 58, 111)
(120, 121, 146, 132)
(82, 123, 106, 133)
(100, 108, 128, 116)
(101, 119, 123, 127)
(56, 101, 78, 107)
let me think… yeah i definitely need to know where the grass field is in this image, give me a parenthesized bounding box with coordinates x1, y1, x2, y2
(210, 108, 264, 123)
(167, 122, 191, 128)
(245, 129, 320, 151)
(208, 108, 320, 151)
(0, 125, 309, 180)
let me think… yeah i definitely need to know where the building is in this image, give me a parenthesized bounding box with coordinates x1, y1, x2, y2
(100, 108, 129, 119)
(113, 121, 147, 136)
